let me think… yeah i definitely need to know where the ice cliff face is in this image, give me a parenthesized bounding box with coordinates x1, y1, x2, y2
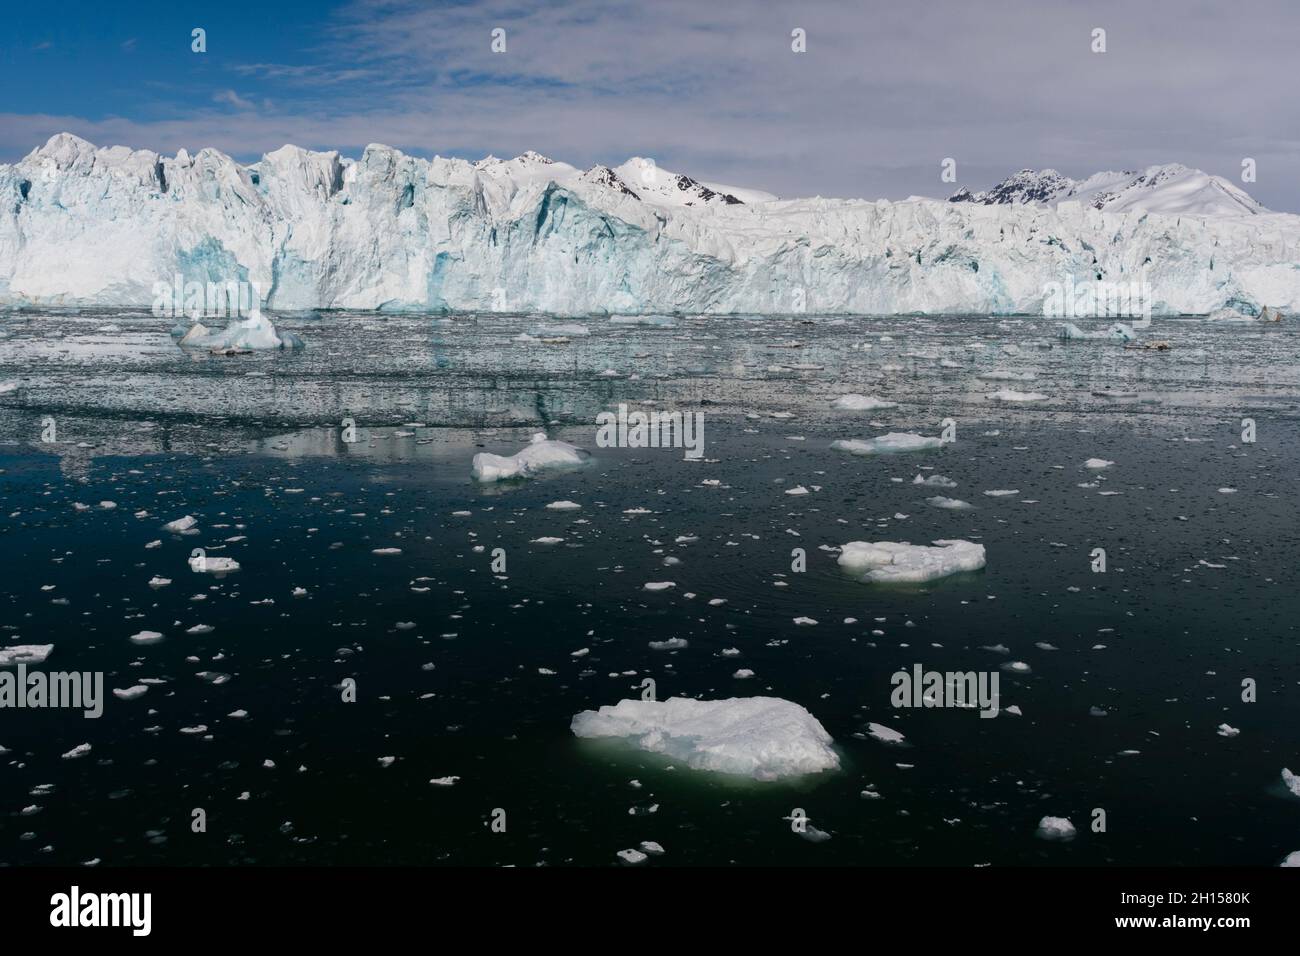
(1, 133, 1296, 315)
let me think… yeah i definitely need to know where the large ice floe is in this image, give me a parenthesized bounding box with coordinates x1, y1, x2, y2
(838, 539, 986, 583)
(570, 696, 840, 780)
(831, 432, 944, 455)
(471, 433, 588, 482)
(4, 133, 1299, 315)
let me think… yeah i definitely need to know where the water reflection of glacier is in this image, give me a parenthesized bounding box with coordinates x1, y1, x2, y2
(2, 309, 1298, 469)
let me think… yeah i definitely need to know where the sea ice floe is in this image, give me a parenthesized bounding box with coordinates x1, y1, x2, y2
(190, 555, 240, 574)
(987, 389, 1049, 402)
(866, 722, 906, 745)
(831, 393, 898, 411)
(163, 515, 197, 533)
(831, 433, 944, 455)
(977, 370, 1037, 381)
(1059, 321, 1137, 342)
(1036, 816, 1077, 841)
(0, 644, 54, 666)
(926, 496, 972, 510)
(570, 696, 840, 780)
(471, 433, 588, 482)
(545, 500, 582, 510)
(1084, 458, 1114, 469)
(913, 473, 957, 488)
(837, 540, 986, 584)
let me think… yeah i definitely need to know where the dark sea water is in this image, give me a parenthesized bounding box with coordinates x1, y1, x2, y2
(1, 308, 1298, 866)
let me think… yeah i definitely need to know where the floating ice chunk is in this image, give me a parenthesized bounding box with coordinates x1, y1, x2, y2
(832, 433, 944, 456)
(571, 696, 839, 780)
(545, 500, 581, 510)
(987, 389, 1049, 402)
(1084, 458, 1114, 469)
(913, 474, 957, 488)
(927, 496, 972, 510)
(1282, 851, 1300, 867)
(837, 539, 985, 584)
(648, 638, 688, 650)
(831, 394, 898, 411)
(617, 848, 648, 865)
(0, 644, 53, 666)
(129, 630, 164, 645)
(639, 840, 665, 855)
(1036, 816, 1076, 841)
(1216, 723, 1239, 737)
(977, 370, 1037, 381)
(113, 685, 149, 700)
(1283, 768, 1300, 798)
(429, 776, 460, 787)
(643, 581, 676, 591)
(1059, 322, 1135, 342)
(190, 555, 240, 573)
(784, 485, 810, 495)
(866, 722, 906, 745)
(62, 743, 92, 760)
(179, 311, 305, 351)
(163, 515, 197, 533)
(471, 433, 588, 482)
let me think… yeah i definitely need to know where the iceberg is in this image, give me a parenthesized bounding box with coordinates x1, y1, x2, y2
(4, 134, 1299, 316)
(176, 312, 304, 351)
(832, 432, 944, 455)
(838, 539, 986, 583)
(471, 433, 588, 482)
(571, 696, 840, 780)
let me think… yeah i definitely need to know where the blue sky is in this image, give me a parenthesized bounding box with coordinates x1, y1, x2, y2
(4, 0, 1299, 210)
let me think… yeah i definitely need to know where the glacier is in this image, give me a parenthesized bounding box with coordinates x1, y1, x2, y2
(1, 133, 1297, 316)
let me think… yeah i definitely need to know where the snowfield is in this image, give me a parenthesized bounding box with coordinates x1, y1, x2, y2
(2, 133, 1297, 315)
(570, 696, 840, 780)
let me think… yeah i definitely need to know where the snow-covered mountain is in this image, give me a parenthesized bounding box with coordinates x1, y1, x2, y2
(949, 164, 1267, 217)
(1, 133, 1295, 315)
